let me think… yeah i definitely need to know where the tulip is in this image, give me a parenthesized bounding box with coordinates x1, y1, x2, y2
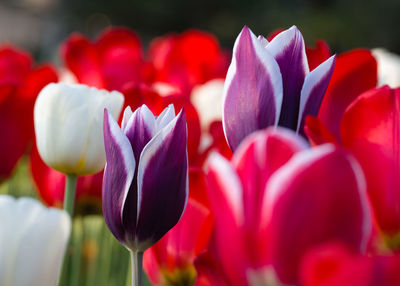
(34, 82, 123, 216)
(205, 127, 372, 285)
(0, 195, 71, 286)
(222, 26, 336, 151)
(312, 49, 377, 142)
(102, 104, 188, 286)
(143, 169, 213, 286)
(300, 243, 400, 286)
(372, 48, 400, 88)
(341, 86, 400, 242)
(34, 82, 124, 176)
(0, 45, 57, 182)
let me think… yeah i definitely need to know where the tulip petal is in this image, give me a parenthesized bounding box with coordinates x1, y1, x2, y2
(266, 26, 309, 129)
(96, 28, 143, 91)
(0, 196, 70, 286)
(102, 109, 136, 246)
(135, 110, 188, 250)
(263, 146, 372, 284)
(341, 86, 400, 236)
(223, 26, 283, 151)
(304, 116, 338, 146)
(124, 105, 156, 162)
(121, 106, 133, 132)
(61, 33, 105, 89)
(305, 40, 331, 71)
(206, 152, 247, 285)
(297, 55, 336, 134)
(318, 49, 377, 141)
(156, 103, 175, 131)
(232, 127, 308, 230)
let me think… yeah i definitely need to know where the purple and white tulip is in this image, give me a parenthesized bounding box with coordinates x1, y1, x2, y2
(102, 104, 188, 252)
(223, 26, 336, 151)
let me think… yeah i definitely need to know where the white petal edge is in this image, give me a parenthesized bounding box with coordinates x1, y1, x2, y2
(206, 152, 245, 225)
(265, 25, 310, 74)
(222, 27, 284, 136)
(261, 144, 335, 228)
(296, 55, 336, 132)
(123, 104, 156, 137)
(156, 104, 176, 132)
(104, 110, 137, 223)
(136, 109, 184, 223)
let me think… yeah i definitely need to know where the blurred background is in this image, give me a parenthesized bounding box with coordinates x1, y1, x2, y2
(0, 0, 399, 62)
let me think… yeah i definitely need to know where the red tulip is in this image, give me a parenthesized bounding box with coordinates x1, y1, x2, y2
(0, 45, 57, 181)
(61, 27, 148, 91)
(306, 49, 377, 143)
(300, 243, 400, 286)
(205, 127, 372, 285)
(149, 30, 229, 95)
(341, 86, 400, 240)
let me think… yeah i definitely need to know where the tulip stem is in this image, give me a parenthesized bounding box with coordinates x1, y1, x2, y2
(64, 174, 78, 216)
(130, 250, 143, 286)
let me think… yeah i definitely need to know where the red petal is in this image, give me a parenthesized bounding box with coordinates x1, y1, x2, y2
(96, 27, 144, 91)
(61, 33, 105, 88)
(29, 144, 103, 211)
(306, 40, 331, 71)
(149, 30, 228, 94)
(0, 45, 32, 87)
(304, 116, 338, 146)
(318, 49, 377, 141)
(341, 86, 400, 236)
(263, 146, 372, 284)
(300, 243, 400, 286)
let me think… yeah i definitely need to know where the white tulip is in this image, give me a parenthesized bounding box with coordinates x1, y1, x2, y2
(191, 79, 224, 130)
(34, 83, 124, 175)
(0, 195, 71, 286)
(372, 48, 400, 88)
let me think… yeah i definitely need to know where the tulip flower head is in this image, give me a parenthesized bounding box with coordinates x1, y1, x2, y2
(102, 104, 188, 252)
(0, 195, 71, 286)
(34, 83, 124, 176)
(223, 26, 336, 151)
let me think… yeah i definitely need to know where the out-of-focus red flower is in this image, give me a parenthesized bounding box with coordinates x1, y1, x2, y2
(149, 30, 229, 95)
(306, 40, 332, 71)
(300, 243, 400, 286)
(143, 168, 213, 285)
(0, 45, 57, 182)
(341, 86, 400, 241)
(30, 142, 103, 213)
(205, 127, 373, 285)
(61, 27, 149, 91)
(310, 49, 378, 142)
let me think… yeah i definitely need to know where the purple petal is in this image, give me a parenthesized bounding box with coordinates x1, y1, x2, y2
(297, 55, 336, 134)
(223, 26, 283, 151)
(121, 106, 133, 132)
(134, 109, 188, 251)
(102, 109, 136, 246)
(266, 26, 309, 130)
(155, 104, 175, 132)
(124, 104, 156, 162)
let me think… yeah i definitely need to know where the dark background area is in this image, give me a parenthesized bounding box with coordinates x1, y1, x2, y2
(0, 0, 399, 62)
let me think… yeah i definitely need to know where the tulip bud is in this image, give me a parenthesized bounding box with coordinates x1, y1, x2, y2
(102, 104, 188, 252)
(0, 195, 71, 286)
(223, 26, 336, 151)
(34, 83, 124, 176)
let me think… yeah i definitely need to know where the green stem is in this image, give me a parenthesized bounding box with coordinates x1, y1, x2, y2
(130, 250, 143, 286)
(64, 174, 78, 216)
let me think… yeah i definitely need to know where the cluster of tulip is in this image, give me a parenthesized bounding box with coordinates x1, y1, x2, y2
(0, 23, 400, 286)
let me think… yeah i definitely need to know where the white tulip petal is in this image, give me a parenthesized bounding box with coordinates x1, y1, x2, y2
(34, 83, 124, 175)
(0, 196, 71, 286)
